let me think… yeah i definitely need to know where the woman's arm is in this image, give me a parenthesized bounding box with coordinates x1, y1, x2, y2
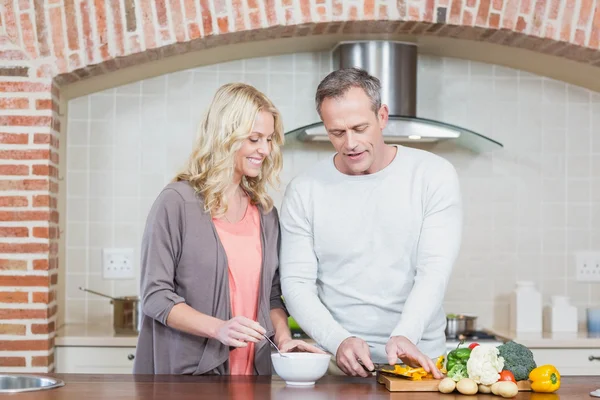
(167, 303, 223, 339)
(139, 189, 187, 324)
(141, 188, 264, 347)
(270, 308, 292, 347)
(168, 304, 265, 347)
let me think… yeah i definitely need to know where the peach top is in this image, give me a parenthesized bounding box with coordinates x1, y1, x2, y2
(213, 203, 262, 375)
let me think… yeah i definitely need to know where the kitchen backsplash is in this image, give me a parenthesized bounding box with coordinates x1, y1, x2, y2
(65, 52, 600, 330)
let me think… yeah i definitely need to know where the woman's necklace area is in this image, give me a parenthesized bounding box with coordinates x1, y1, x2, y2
(223, 189, 247, 224)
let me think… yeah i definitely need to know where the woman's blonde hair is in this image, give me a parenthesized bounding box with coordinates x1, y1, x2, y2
(174, 83, 284, 218)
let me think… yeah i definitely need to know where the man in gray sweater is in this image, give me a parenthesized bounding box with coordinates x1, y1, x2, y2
(279, 68, 462, 378)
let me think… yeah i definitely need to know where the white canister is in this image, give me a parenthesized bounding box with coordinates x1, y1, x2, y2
(509, 281, 542, 333)
(544, 296, 578, 333)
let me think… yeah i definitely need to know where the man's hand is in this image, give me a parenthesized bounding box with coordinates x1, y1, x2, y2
(385, 336, 443, 379)
(336, 337, 374, 377)
(277, 338, 327, 354)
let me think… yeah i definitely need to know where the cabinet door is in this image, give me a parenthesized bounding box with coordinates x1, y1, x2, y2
(530, 348, 600, 376)
(55, 346, 136, 374)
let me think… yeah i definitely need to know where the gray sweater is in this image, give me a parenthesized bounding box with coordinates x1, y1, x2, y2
(133, 181, 286, 375)
(280, 146, 462, 362)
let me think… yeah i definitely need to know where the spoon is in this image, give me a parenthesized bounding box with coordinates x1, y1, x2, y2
(261, 333, 289, 358)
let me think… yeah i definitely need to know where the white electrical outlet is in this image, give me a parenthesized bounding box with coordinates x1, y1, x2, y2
(102, 248, 135, 280)
(575, 251, 600, 282)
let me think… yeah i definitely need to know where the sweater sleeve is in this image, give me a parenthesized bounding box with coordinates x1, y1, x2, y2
(139, 188, 187, 325)
(390, 160, 463, 344)
(279, 180, 353, 356)
(269, 209, 287, 312)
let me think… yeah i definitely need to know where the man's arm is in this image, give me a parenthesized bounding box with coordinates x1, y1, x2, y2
(279, 180, 353, 356)
(390, 159, 463, 345)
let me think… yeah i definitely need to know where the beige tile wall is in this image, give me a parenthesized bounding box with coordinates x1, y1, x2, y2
(65, 52, 600, 330)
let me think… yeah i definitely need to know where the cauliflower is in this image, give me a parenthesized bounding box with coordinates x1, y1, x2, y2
(466, 344, 505, 385)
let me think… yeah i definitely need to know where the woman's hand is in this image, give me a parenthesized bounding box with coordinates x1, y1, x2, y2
(215, 316, 266, 347)
(277, 337, 327, 354)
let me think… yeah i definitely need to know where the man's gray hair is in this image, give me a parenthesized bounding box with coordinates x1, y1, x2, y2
(315, 67, 381, 116)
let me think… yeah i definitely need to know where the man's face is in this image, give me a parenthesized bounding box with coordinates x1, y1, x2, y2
(320, 87, 388, 175)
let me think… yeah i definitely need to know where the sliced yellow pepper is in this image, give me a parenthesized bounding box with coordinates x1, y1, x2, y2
(389, 356, 446, 380)
(436, 355, 445, 371)
(529, 364, 561, 393)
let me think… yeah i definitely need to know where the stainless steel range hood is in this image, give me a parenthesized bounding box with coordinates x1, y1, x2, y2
(287, 41, 503, 152)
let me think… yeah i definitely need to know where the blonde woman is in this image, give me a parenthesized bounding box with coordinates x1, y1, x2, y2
(133, 83, 323, 375)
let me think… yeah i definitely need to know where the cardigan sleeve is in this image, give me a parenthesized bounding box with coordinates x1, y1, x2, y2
(139, 188, 187, 325)
(269, 207, 287, 313)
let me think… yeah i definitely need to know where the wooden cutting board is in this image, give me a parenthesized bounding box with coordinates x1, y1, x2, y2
(377, 373, 440, 392)
(377, 373, 533, 392)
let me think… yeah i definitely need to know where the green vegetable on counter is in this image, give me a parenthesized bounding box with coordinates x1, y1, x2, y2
(446, 345, 472, 371)
(447, 363, 469, 382)
(496, 340, 537, 381)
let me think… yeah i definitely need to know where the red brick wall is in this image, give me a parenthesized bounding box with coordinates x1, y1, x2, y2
(0, 35, 59, 371)
(0, 0, 599, 372)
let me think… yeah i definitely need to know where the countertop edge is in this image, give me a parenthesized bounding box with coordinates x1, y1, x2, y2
(54, 323, 600, 349)
(55, 337, 138, 347)
(55, 322, 138, 347)
(486, 327, 600, 348)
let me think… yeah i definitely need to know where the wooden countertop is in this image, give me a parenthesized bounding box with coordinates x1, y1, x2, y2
(14, 374, 600, 399)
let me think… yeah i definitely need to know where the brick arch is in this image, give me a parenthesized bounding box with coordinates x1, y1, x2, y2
(2, 1, 600, 82)
(0, 0, 599, 373)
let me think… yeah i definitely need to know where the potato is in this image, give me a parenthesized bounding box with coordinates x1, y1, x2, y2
(491, 382, 502, 395)
(478, 384, 492, 393)
(438, 377, 456, 394)
(456, 378, 478, 395)
(496, 381, 519, 398)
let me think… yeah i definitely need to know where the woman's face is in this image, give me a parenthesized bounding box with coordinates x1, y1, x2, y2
(234, 111, 275, 181)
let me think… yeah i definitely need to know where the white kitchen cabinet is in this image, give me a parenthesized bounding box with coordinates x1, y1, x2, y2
(530, 348, 600, 376)
(55, 346, 136, 374)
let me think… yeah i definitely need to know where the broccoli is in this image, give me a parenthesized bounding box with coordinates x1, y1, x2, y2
(497, 341, 537, 381)
(447, 363, 469, 382)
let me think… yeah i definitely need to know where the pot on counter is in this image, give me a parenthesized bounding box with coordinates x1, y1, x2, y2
(79, 287, 141, 335)
(445, 314, 477, 339)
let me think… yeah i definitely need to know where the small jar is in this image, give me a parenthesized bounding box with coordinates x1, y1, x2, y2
(544, 296, 577, 333)
(509, 281, 542, 333)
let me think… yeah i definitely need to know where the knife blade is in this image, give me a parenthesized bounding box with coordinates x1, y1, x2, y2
(372, 363, 401, 372)
(359, 361, 416, 379)
(378, 371, 415, 380)
(374, 364, 416, 379)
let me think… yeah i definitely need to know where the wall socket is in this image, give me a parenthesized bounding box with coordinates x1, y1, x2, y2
(575, 251, 600, 282)
(102, 248, 135, 280)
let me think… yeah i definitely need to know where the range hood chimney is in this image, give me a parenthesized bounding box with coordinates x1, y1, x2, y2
(288, 41, 503, 152)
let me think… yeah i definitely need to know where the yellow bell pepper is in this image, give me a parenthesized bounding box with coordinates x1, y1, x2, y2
(529, 364, 561, 393)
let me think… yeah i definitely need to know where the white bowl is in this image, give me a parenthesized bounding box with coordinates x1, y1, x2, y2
(271, 352, 331, 386)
